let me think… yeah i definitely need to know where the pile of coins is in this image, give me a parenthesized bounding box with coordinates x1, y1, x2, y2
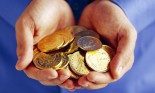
(33, 26, 115, 79)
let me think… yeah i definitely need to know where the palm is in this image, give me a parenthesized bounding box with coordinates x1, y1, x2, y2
(77, 0, 137, 89)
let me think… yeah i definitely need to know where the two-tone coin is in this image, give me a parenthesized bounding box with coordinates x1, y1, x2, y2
(77, 36, 102, 51)
(69, 51, 90, 75)
(38, 34, 64, 52)
(85, 46, 111, 72)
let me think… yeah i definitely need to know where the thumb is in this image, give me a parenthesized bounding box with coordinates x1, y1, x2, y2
(15, 18, 34, 70)
(110, 27, 137, 79)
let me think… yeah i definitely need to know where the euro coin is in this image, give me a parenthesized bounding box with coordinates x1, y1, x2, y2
(33, 48, 40, 59)
(55, 27, 74, 47)
(38, 34, 64, 52)
(75, 30, 100, 38)
(85, 46, 111, 72)
(69, 51, 90, 76)
(48, 53, 63, 69)
(33, 52, 51, 69)
(58, 52, 69, 69)
(102, 45, 115, 59)
(66, 66, 80, 79)
(77, 36, 102, 51)
(33, 52, 62, 69)
(66, 36, 80, 54)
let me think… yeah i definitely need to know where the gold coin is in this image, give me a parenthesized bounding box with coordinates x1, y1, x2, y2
(85, 46, 111, 72)
(33, 52, 62, 69)
(66, 66, 80, 79)
(33, 52, 51, 69)
(102, 45, 115, 59)
(77, 36, 102, 51)
(37, 34, 64, 52)
(66, 36, 80, 54)
(33, 48, 40, 59)
(75, 30, 100, 38)
(69, 51, 90, 76)
(58, 52, 69, 69)
(47, 52, 63, 69)
(55, 27, 74, 47)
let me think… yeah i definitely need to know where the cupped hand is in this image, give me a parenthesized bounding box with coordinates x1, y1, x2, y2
(15, 0, 74, 86)
(61, 0, 137, 90)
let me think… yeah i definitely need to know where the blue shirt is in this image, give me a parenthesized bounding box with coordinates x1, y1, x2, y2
(0, 0, 155, 93)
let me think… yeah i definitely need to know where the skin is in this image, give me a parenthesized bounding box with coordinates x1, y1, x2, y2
(15, 0, 74, 86)
(15, 0, 137, 91)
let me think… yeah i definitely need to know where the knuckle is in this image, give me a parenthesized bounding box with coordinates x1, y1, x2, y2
(16, 17, 27, 28)
(123, 26, 137, 40)
(16, 16, 35, 32)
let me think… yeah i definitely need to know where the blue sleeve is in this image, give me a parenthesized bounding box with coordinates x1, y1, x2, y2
(112, 0, 155, 33)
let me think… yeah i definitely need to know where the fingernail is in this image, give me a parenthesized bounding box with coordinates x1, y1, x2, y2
(117, 66, 123, 75)
(60, 75, 69, 81)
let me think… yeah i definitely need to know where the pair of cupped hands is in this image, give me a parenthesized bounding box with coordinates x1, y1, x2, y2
(15, 0, 137, 91)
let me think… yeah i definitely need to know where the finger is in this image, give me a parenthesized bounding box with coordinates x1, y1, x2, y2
(78, 76, 89, 87)
(39, 69, 70, 86)
(59, 79, 75, 90)
(85, 57, 134, 84)
(78, 76, 108, 89)
(15, 17, 34, 70)
(86, 56, 133, 84)
(24, 64, 58, 81)
(87, 83, 108, 90)
(110, 27, 137, 79)
(86, 71, 113, 84)
(117, 55, 134, 78)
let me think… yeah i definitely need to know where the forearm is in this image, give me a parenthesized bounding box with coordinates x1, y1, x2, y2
(112, 0, 155, 33)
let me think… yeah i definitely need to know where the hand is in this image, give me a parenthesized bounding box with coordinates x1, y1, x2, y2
(15, 0, 74, 86)
(61, 0, 137, 90)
